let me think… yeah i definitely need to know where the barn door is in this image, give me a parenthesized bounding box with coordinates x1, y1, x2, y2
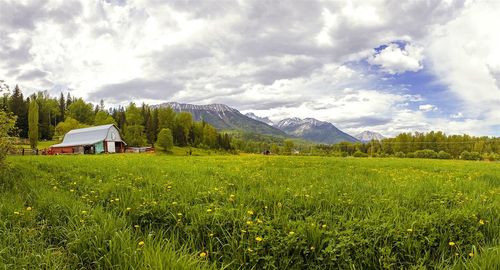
(107, 141, 116, 153)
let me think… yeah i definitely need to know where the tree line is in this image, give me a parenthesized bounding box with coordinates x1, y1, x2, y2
(311, 131, 500, 160)
(0, 84, 232, 151)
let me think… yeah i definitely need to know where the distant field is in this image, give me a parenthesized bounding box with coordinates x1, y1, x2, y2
(1, 155, 498, 269)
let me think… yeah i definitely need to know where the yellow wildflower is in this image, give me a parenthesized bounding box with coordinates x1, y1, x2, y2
(407, 229, 413, 232)
(126, 207, 132, 211)
(479, 219, 485, 225)
(199, 252, 207, 258)
(207, 209, 212, 212)
(246, 221, 253, 225)
(26, 207, 32, 211)
(134, 225, 140, 228)
(255, 236, 263, 242)
(289, 231, 295, 236)
(247, 210, 254, 216)
(14, 211, 20, 215)
(321, 224, 327, 229)
(449, 241, 455, 247)
(138, 241, 145, 247)
(81, 210, 88, 215)
(469, 252, 474, 257)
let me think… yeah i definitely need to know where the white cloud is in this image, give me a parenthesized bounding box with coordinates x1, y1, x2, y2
(419, 104, 437, 112)
(368, 43, 424, 74)
(2, 0, 499, 136)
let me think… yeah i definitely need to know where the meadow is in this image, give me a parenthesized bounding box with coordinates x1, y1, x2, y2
(0, 154, 498, 269)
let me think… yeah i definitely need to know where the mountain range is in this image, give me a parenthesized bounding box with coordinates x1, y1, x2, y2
(159, 101, 382, 144)
(354, 131, 386, 142)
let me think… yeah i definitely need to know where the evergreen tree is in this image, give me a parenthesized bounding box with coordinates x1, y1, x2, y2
(66, 92, 73, 108)
(58, 92, 65, 122)
(28, 98, 39, 149)
(9, 85, 28, 137)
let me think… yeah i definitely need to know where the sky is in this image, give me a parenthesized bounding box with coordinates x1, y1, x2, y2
(0, 0, 499, 137)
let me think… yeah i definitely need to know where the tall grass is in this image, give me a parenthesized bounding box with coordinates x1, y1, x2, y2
(1, 155, 498, 269)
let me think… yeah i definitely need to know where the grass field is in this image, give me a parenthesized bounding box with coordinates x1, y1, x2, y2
(1, 154, 499, 269)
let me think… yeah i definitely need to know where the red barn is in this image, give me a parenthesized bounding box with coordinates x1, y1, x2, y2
(48, 124, 126, 155)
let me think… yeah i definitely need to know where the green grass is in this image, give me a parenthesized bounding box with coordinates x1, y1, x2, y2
(1, 155, 498, 269)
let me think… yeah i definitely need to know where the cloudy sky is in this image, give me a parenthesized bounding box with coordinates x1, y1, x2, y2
(1, 0, 499, 136)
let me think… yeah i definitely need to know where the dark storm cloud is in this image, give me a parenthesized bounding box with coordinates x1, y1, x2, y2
(89, 78, 183, 103)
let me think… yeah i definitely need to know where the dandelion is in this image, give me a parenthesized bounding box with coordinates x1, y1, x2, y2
(70, 189, 75, 192)
(134, 225, 140, 228)
(199, 252, 207, 258)
(469, 252, 474, 257)
(289, 231, 295, 236)
(449, 241, 455, 247)
(126, 207, 132, 211)
(14, 211, 20, 215)
(209, 233, 214, 237)
(246, 221, 253, 225)
(321, 224, 327, 229)
(479, 219, 485, 225)
(310, 246, 315, 251)
(255, 236, 263, 242)
(207, 209, 212, 213)
(172, 201, 177, 205)
(138, 241, 145, 247)
(407, 229, 413, 232)
(26, 207, 32, 211)
(247, 210, 254, 216)
(177, 213, 183, 216)
(81, 210, 88, 215)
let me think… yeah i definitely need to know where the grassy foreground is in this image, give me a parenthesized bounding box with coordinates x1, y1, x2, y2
(1, 154, 499, 269)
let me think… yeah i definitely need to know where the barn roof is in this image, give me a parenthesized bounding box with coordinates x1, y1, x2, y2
(51, 124, 124, 148)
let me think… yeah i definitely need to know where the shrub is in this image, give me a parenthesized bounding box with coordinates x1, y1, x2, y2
(156, 128, 174, 152)
(460, 151, 482, 161)
(352, 151, 368, 157)
(0, 111, 16, 166)
(437, 151, 451, 159)
(482, 152, 498, 161)
(394, 152, 405, 158)
(414, 149, 438, 159)
(406, 152, 415, 158)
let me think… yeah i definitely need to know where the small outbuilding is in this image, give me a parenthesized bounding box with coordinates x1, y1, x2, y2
(48, 124, 126, 155)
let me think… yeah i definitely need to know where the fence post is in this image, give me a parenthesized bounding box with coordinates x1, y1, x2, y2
(22, 148, 25, 156)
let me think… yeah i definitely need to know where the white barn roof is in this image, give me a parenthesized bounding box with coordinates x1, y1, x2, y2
(51, 124, 124, 148)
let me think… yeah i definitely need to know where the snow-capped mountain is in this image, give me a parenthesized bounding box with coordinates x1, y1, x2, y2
(156, 102, 287, 137)
(245, 112, 274, 126)
(355, 131, 385, 142)
(275, 117, 359, 144)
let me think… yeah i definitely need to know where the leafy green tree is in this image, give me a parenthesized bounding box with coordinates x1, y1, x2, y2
(123, 103, 146, 146)
(283, 139, 294, 155)
(54, 117, 88, 138)
(0, 111, 16, 165)
(158, 107, 176, 131)
(174, 112, 192, 146)
(156, 128, 174, 152)
(67, 98, 94, 124)
(28, 98, 39, 149)
(94, 111, 116, 125)
(202, 124, 217, 148)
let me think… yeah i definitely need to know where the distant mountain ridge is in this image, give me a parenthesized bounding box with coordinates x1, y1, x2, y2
(157, 102, 287, 137)
(275, 117, 359, 144)
(157, 102, 361, 144)
(355, 131, 385, 142)
(245, 112, 274, 125)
